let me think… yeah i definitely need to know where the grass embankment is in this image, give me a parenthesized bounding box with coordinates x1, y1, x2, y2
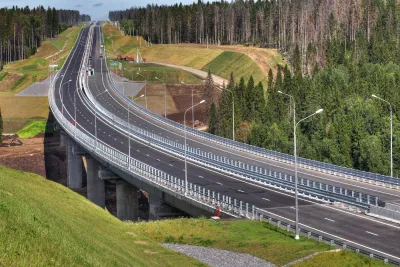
(130, 218, 386, 267)
(0, 165, 205, 266)
(16, 120, 52, 138)
(202, 51, 265, 87)
(121, 63, 202, 84)
(102, 23, 279, 87)
(0, 96, 49, 133)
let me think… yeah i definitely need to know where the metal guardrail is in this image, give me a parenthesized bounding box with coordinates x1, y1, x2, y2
(50, 25, 400, 265)
(101, 55, 400, 188)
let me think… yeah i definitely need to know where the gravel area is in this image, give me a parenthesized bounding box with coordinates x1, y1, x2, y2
(161, 243, 276, 267)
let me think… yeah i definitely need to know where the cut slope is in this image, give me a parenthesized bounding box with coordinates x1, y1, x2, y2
(201, 51, 265, 86)
(0, 166, 205, 266)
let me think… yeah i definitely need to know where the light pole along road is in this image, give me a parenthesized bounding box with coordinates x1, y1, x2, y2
(372, 94, 393, 177)
(155, 76, 167, 118)
(279, 90, 323, 240)
(216, 85, 235, 141)
(184, 100, 206, 195)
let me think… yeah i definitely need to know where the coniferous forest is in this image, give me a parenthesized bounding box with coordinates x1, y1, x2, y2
(111, 0, 400, 176)
(0, 6, 91, 68)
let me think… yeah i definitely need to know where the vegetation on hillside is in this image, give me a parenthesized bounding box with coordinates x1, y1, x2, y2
(121, 63, 202, 84)
(16, 120, 51, 138)
(0, 108, 3, 143)
(130, 218, 386, 267)
(0, 165, 205, 266)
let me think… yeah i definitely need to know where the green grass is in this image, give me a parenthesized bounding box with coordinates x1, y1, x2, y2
(16, 120, 51, 138)
(0, 72, 8, 81)
(121, 63, 202, 84)
(202, 51, 266, 87)
(10, 74, 28, 91)
(0, 166, 205, 266)
(293, 250, 386, 267)
(130, 218, 387, 267)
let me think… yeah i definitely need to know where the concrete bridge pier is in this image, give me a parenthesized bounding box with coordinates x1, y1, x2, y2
(149, 192, 187, 220)
(67, 137, 83, 189)
(116, 180, 139, 221)
(60, 131, 68, 146)
(85, 156, 105, 208)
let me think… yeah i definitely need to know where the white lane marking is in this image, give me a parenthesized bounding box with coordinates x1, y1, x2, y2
(290, 207, 295, 209)
(366, 231, 379, 236)
(198, 175, 204, 178)
(262, 198, 270, 201)
(258, 208, 400, 261)
(182, 169, 186, 172)
(121, 142, 123, 144)
(238, 189, 245, 193)
(216, 182, 222, 185)
(146, 154, 149, 157)
(136, 150, 140, 152)
(169, 164, 173, 167)
(324, 218, 335, 222)
(156, 159, 160, 161)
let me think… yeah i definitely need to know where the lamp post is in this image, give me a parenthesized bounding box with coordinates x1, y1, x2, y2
(137, 72, 148, 109)
(216, 86, 235, 141)
(184, 100, 206, 196)
(155, 77, 167, 118)
(61, 79, 72, 115)
(94, 89, 108, 150)
(181, 81, 196, 128)
(278, 91, 323, 240)
(372, 94, 393, 177)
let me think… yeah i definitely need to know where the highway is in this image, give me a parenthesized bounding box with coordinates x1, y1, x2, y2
(54, 24, 400, 261)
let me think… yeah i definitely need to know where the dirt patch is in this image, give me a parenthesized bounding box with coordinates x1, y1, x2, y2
(0, 72, 23, 91)
(2, 120, 29, 133)
(143, 250, 159, 255)
(126, 232, 137, 237)
(135, 241, 149, 246)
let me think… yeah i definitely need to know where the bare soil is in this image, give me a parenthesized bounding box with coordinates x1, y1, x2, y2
(0, 72, 23, 91)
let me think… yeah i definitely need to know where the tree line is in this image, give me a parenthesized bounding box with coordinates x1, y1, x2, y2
(110, 0, 400, 71)
(0, 6, 91, 68)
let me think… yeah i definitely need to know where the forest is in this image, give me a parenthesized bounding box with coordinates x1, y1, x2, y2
(0, 6, 91, 68)
(112, 0, 400, 176)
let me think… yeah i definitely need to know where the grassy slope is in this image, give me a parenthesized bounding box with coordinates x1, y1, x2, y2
(102, 23, 275, 87)
(122, 63, 202, 84)
(202, 51, 266, 87)
(0, 166, 205, 266)
(16, 120, 52, 138)
(130, 218, 386, 267)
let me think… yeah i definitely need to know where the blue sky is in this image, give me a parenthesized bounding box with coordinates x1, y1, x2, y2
(1, 0, 195, 21)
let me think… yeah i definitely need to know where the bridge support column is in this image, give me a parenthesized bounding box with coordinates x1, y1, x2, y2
(116, 180, 139, 221)
(67, 138, 83, 189)
(149, 194, 186, 220)
(85, 156, 105, 208)
(60, 131, 68, 146)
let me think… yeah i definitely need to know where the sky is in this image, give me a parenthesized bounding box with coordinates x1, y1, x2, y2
(1, 0, 195, 21)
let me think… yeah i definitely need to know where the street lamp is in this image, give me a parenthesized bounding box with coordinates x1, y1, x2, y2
(181, 81, 196, 128)
(137, 72, 148, 109)
(94, 89, 108, 150)
(278, 91, 323, 240)
(372, 94, 393, 177)
(155, 77, 167, 118)
(61, 79, 72, 115)
(216, 86, 235, 141)
(184, 100, 206, 196)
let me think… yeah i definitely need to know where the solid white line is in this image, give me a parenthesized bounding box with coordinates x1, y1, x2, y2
(324, 218, 335, 222)
(262, 198, 270, 201)
(258, 208, 400, 261)
(366, 231, 379, 236)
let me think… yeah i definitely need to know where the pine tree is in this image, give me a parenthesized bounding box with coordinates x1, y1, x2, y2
(203, 69, 216, 123)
